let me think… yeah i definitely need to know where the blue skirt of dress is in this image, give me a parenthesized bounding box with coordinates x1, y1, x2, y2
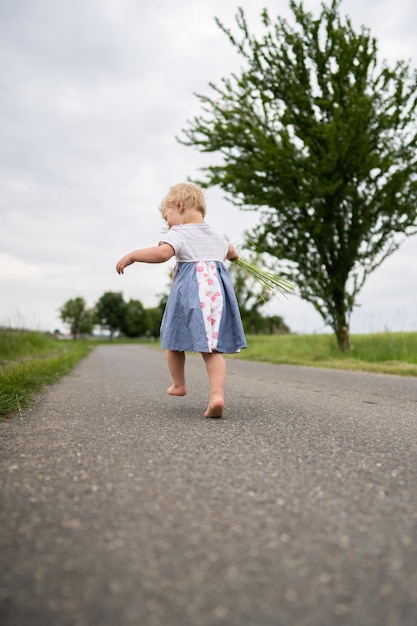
(160, 261, 247, 353)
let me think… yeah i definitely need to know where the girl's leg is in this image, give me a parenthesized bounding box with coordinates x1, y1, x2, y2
(201, 351, 226, 418)
(166, 350, 186, 396)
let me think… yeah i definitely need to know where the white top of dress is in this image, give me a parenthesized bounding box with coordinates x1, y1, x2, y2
(159, 223, 229, 262)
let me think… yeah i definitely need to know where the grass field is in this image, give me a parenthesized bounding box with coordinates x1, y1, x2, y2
(233, 332, 417, 376)
(0, 329, 92, 418)
(1, 328, 416, 418)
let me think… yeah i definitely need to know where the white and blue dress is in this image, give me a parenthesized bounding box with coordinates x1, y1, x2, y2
(159, 223, 246, 354)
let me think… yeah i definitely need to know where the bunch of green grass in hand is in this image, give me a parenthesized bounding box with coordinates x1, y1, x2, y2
(232, 258, 295, 301)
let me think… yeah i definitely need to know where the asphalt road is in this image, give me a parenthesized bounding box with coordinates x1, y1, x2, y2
(1, 344, 417, 626)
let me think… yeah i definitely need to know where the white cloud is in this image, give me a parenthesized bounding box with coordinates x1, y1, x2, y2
(0, 253, 44, 280)
(1, 0, 416, 333)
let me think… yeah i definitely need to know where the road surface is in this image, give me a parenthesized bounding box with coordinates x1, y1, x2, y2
(1, 344, 417, 626)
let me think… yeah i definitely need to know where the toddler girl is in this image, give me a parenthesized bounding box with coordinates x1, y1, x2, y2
(116, 182, 246, 418)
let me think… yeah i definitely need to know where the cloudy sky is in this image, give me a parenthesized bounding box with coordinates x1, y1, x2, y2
(1, 0, 416, 335)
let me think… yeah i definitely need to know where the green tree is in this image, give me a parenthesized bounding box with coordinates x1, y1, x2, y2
(242, 311, 291, 335)
(179, 0, 417, 350)
(121, 299, 147, 338)
(144, 307, 163, 338)
(144, 292, 169, 338)
(59, 297, 94, 338)
(95, 292, 126, 338)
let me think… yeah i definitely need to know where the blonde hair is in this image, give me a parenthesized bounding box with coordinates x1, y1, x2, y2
(161, 182, 207, 217)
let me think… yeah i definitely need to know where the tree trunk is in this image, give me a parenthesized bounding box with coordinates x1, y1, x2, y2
(336, 324, 351, 352)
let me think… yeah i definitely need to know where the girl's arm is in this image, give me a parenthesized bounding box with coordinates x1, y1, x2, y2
(116, 243, 175, 274)
(226, 243, 239, 261)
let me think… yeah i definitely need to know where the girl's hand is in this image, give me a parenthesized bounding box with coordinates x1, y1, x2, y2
(116, 255, 133, 274)
(226, 243, 239, 261)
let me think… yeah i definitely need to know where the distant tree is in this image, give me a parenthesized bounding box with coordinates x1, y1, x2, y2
(121, 299, 147, 338)
(242, 310, 291, 335)
(59, 297, 94, 338)
(143, 307, 162, 338)
(143, 292, 168, 338)
(95, 292, 126, 338)
(179, 0, 417, 350)
(263, 315, 291, 335)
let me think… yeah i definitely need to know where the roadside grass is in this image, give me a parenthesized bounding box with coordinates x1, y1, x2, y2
(233, 332, 417, 376)
(0, 329, 92, 418)
(1, 328, 417, 418)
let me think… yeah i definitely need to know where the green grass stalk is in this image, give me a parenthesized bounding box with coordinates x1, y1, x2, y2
(0, 330, 92, 417)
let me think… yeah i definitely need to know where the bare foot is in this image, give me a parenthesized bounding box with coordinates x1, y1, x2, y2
(167, 384, 186, 397)
(204, 394, 224, 418)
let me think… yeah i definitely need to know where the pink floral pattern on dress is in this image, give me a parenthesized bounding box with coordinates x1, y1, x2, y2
(196, 260, 223, 352)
